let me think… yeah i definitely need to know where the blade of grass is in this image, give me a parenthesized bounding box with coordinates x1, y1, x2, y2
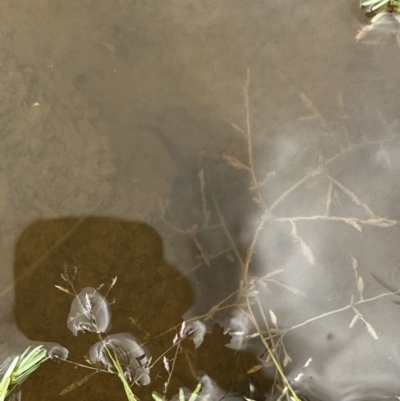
(188, 384, 201, 401)
(13, 346, 48, 382)
(0, 357, 19, 401)
(152, 393, 166, 401)
(103, 346, 139, 401)
(362, 0, 382, 5)
(0, 346, 49, 401)
(372, 0, 390, 9)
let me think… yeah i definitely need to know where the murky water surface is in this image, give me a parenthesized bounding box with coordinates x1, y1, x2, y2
(1, 1, 400, 400)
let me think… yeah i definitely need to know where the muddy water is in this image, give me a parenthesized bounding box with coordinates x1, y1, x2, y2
(1, 0, 400, 400)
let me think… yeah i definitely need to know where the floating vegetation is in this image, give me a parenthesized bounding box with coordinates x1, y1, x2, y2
(360, 0, 400, 22)
(55, 268, 201, 401)
(155, 69, 400, 401)
(57, 270, 143, 401)
(5, 67, 399, 401)
(0, 346, 48, 401)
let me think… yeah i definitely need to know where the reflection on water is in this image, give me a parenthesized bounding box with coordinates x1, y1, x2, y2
(67, 287, 112, 336)
(0, 0, 400, 400)
(89, 333, 151, 386)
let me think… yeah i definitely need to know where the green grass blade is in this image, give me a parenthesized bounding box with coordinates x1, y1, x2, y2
(151, 392, 166, 401)
(372, 0, 390, 9)
(179, 388, 185, 401)
(12, 347, 47, 384)
(0, 357, 19, 384)
(17, 347, 31, 362)
(0, 346, 49, 401)
(0, 356, 20, 401)
(104, 346, 140, 401)
(0, 376, 11, 401)
(188, 384, 202, 401)
(14, 347, 47, 376)
(362, 0, 381, 5)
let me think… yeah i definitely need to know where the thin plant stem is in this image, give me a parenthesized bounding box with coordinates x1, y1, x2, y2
(163, 342, 181, 395)
(247, 298, 300, 401)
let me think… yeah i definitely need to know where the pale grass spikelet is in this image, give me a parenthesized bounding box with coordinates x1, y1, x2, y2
(345, 219, 363, 232)
(230, 122, 247, 138)
(72, 266, 78, 281)
(357, 276, 364, 298)
(247, 365, 264, 374)
(337, 182, 361, 206)
(54, 285, 71, 295)
(365, 321, 378, 340)
(163, 356, 171, 373)
(85, 293, 93, 313)
(294, 373, 303, 382)
(172, 334, 179, 345)
(283, 354, 292, 367)
(110, 276, 118, 289)
(179, 321, 187, 340)
(366, 218, 398, 228)
(223, 154, 251, 171)
(325, 180, 333, 215)
(264, 269, 284, 279)
(269, 309, 278, 326)
(300, 241, 315, 265)
(349, 315, 359, 328)
(290, 221, 315, 266)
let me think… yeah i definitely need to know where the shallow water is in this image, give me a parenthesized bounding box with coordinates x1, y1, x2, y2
(1, 0, 400, 400)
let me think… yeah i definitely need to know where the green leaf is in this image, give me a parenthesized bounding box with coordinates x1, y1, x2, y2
(0, 357, 19, 384)
(0, 357, 20, 401)
(362, 0, 379, 5)
(0, 345, 50, 401)
(12, 347, 47, 384)
(0, 376, 11, 401)
(14, 347, 47, 377)
(152, 392, 166, 401)
(188, 384, 202, 401)
(18, 347, 31, 362)
(361, 0, 384, 5)
(103, 347, 139, 401)
(372, 0, 390, 9)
